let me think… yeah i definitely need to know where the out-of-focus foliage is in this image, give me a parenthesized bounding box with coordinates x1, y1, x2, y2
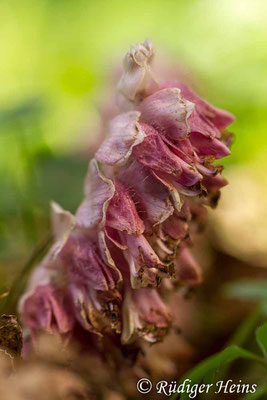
(208, 165, 267, 268)
(256, 323, 267, 358)
(171, 333, 267, 400)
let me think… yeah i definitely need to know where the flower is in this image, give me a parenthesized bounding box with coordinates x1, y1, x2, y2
(121, 286, 171, 344)
(117, 39, 157, 106)
(60, 231, 122, 335)
(19, 203, 75, 338)
(19, 266, 74, 337)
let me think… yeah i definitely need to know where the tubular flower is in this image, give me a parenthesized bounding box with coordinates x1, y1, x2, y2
(117, 39, 157, 107)
(20, 40, 234, 348)
(60, 231, 122, 335)
(19, 266, 74, 339)
(121, 286, 171, 344)
(19, 203, 75, 338)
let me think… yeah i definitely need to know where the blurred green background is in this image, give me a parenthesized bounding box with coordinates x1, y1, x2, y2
(0, 0, 267, 284)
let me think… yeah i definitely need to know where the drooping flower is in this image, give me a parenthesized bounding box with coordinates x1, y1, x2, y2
(59, 231, 122, 335)
(117, 39, 157, 106)
(19, 265, 74, 338)
(121, 285, 171, 344)
(19, 203, 75, 338)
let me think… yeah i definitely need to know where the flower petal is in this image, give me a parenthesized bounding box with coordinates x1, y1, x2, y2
(106, 180, 145, 235)
(176, 248, 202, 285)
(162, 215, 189, 241)
(161, 81, 235, 134)
(117, 40, 158, 103)
(190, 132, 231, 159)
(188, 109, 221, 138)
(121, 287, 171, 344)
(97, 230, 122, 283)
(75, 159, 115, 230)
(119, 232, 163, 288)
(178, 82, 235, 130)
(50, 202, 74, 258)
(121, 232, 161, 269)
(202, 174, 228, 191)
(139, 88, 194, 140)
(20, 283, 73, 335)
(118, 160, 174, 226)
(60, 233, 117, 292)
(152, 170, 183, 211)
(68, 283, 121, 334)
(133, 123, 183, 175)
(95, 111, 145, 166)
(104, 226, 128, 250)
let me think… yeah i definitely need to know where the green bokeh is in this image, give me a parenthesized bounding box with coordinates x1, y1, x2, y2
(0, 0, 266, 268)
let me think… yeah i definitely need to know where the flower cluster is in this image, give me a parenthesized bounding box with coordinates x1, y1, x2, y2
(19, 41, 234, 347)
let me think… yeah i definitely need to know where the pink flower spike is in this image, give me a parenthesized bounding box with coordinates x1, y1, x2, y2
(19, 40, 235, 348)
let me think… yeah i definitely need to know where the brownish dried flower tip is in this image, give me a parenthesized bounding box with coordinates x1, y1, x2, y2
(0, 314, 23, 358)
